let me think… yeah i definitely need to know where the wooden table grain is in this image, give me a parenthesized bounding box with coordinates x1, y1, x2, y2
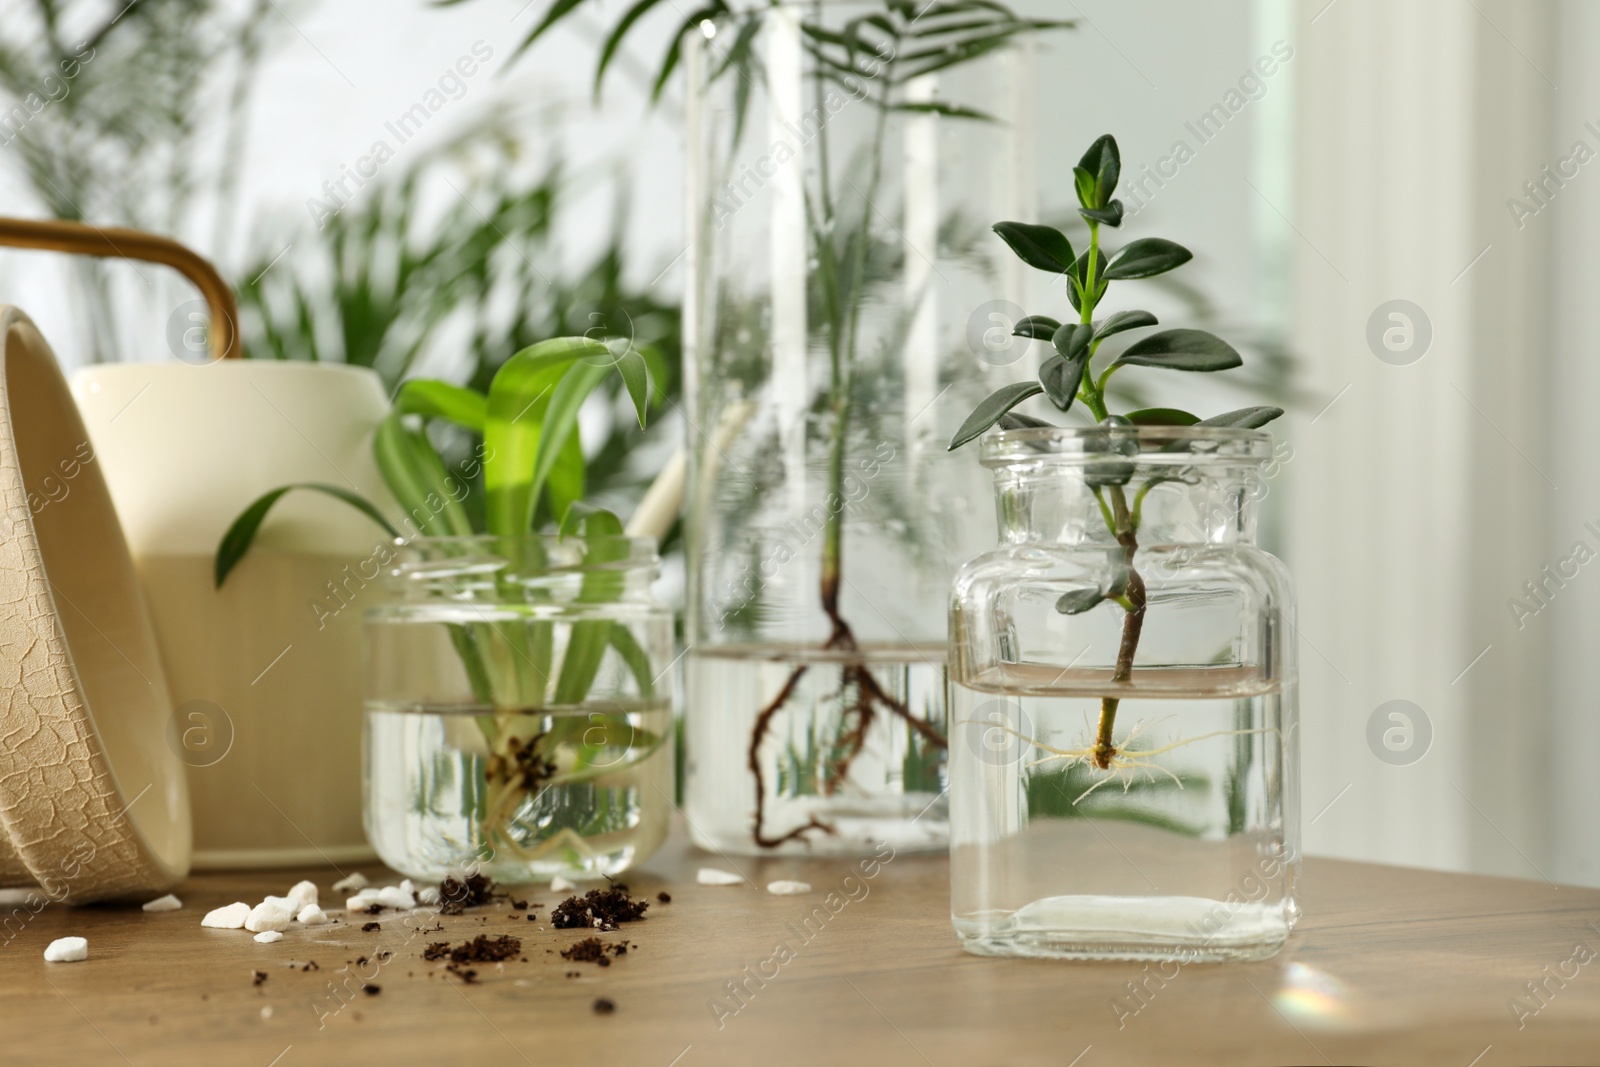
(2, 831, 1598, 1067)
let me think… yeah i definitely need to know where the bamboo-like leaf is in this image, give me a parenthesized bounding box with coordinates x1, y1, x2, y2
(553, 508, 629, 705)
(393, 379, 487, 432)
(595, 0, 670, 96)
(484, 337, 611, 538)
(890, 100, 999, 122)
(948, 381, 1043, 449)
(1112, 329, 1242, 372)
(997, 411, 1054, 430)
(215, 483, 397, 588)
(375, 414, 475, 538)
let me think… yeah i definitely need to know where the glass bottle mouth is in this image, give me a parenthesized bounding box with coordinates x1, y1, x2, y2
(979, 426, 1275, 469)
(381, 534, 660, 602)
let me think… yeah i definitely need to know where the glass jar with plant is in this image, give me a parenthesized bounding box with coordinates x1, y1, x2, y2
(674, 0, 1073, 855)
(945, 133, 1298, 961)
(217, 338, 675, 880)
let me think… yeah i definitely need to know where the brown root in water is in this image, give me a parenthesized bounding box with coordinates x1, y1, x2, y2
(748, 610, 947, 849)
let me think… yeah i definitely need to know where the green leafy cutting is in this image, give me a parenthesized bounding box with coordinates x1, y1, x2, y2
(949, 133, 1283, 775)
(214, 336, 662, 864)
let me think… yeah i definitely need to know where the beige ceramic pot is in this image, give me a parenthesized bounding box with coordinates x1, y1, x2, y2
(0, 307, 190, 902)
(71, 360, 397, 868)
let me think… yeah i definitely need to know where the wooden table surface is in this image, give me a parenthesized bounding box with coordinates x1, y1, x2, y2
(3, 830, 1598, 1067)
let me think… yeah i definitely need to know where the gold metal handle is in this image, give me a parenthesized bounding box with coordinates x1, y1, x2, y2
(0, 217, 240, 361)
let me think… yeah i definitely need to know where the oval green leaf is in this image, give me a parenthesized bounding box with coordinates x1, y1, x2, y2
(1103, 237, 1194, 281)
(993, 222, 1075, 275)
(1126, 407, 1201, 426)
(1078, 134, 1120, 206)
(1039, 352, 1086, 412)
(1012, 314, 1061, 340)
(1112, 329, 1243, 372)
(1195, 406, 1285, 429)
(1092, 310, 1158, 344)
(948, 381, 1044, 450)
(1056, 588, 1105, 615)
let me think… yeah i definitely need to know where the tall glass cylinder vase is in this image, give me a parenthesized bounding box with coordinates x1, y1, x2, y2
(681, 3, 1068, 854)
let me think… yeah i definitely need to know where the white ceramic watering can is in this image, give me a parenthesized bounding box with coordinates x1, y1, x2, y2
(3, 218, 395, 876)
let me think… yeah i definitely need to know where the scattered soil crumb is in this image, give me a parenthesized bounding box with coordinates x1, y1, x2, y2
(657, 891, 671, 904)
(593, 997, 615, 1015)
(362, 922, 381, 932)
(251, 971, 268, 986)
(437, 874, 494, 915)
(363, 984, 381, 996)
(551, 887, 649, 932)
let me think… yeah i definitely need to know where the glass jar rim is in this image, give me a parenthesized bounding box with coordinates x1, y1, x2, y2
(979, 425, 1275, 468)
(392, 534, 660, 569)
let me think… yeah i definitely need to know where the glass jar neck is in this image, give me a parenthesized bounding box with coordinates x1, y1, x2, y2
(982, 428, 1274, 548)
(382, 535, 660, 604)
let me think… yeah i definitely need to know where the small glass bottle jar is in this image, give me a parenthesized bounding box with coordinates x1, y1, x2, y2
(948, 425, 1299, 961)
(363, 535, 673, 882)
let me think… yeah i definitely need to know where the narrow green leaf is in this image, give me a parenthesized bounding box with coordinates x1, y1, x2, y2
(376, 414, 474, 538)
(613, 345, 651, 428)
(1195, 406, 1285, 429)
(546, 426, 587, 525)
(1112, 329, 1243, 372)
(553, 508, 629, 705)
(1092, 309, 1159, 343)
(890, 100, 999, 123)
(393, 379, 487, 432)
(527, 359, 611, 521)
(652, 4, 730, 103)
(215, 483, 397, 588)
(993, 222, 1074, 275)
(609, 624, 656, 699)
(512, 0, 589, 62)
(485, 336, 610, 538)
(1012, 314, 1061, 340)
(595, 0, 668, 96)
(1126, 407, 1201, 426)
(1056, 588, 1104, 614)
(947, 381, 1043, 449)
(1103, 237, 1194, 280)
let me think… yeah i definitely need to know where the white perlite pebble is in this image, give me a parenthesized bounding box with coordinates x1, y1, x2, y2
(201, 902, 251, 929)
(696, 868, 744, 886)
(375, 885, 415, 910)
(331, 872, 369, 893)
(416, 887, 441, 907)
(345, 889, 380, 913)
(766, 880, 812, 895)
(253, 930, 283, 944)
(296, 904, 327, 926)
(262, 895, 297, 913)
(287, 880, 318, 910)
(245, 901, 292, 933)
(141, 894, 182, 913)
(43, 937, 88, 962)
(550, 876, 575, 893)
(0, 888, 37, 905)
